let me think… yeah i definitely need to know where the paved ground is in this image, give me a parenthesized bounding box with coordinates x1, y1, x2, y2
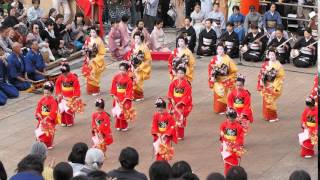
(0, 31, 317, 179)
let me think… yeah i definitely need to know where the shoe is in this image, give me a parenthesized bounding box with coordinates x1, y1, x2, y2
(178, 137, 184, 140)
(67, 124, 73, 127)
(269, 119, 279, 123)
(304, 155, 312, 159)
(61, 124, 67, 127)
(122, 127, 129, 132)
(219, 112, 226, 115)
(116, 128, 121, 131)
(47, 146, 54, 150)
(91, 93, 100, 96)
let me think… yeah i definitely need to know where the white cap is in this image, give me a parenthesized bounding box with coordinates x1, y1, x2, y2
(309, 11, 317, 19)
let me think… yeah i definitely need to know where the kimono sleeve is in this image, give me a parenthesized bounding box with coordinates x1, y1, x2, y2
(180, 81, 192, 105)
(227, 56, 238, 79)
(208, 60, 214, 87)
(151, 113, 159, 135)
(48, 98, 58, 123)
(167, 81, 175, 100)
(138, 48, 152, 80)
(236, 125, 244, 146)
(73, 76, 81, 97)
(168, 51, 174, 77)
(110, 75, 117, 96)
(186, 51, 195, 81)
(55, 76, 62, 95)
(227, 90, 235, 107)
(124, 76, 133, 101)
(300, 108, 308, 128)
(108, 30, 117, 51)
(273, 65, 285, 92)
(35, 98, 42, 118)
(91, 113, 98, 130)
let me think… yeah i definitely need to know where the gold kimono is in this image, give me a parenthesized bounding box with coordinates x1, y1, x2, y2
(86, 37, 106, 94)
(132, 43, 152, 99)
(169, 48, 196, 82)
(208, 55, 238, 113)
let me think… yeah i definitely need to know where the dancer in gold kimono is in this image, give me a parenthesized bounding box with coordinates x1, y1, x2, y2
(168, 36, 195, 82)
(82, 28, 106, 95)
(125, 31, 152, 101)
(208, 43, 238, 114)
(257, 48, 285, 122)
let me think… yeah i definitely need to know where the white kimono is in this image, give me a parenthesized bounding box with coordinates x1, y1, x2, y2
(191, 10, 205, 39)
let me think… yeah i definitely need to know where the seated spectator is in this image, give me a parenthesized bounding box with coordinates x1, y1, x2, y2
(68, 142, 89, 177)
(40, 20, 61, 55)
(0, 47, 19, 106)
(0, 160, 7, 180)
(2, 8, 19, 28)
(53, 162, 73, 180)
(177, 17, 196, 53)
(8, 27, 23, 44)
(79, 148, 105, 176)
(150, 19, 171, 52)
(228, 6, 245, 43)
(207, 172, 225, 180)
(226, 166, 247, 180)
(54, 14, 72, 46)
(26, 23, 55, 62)
(149, 161, 172, 180)
(108, 19, 129, 60)
(87, 170, 110, 180)
(131, 20, 151, 48)
(108, 147, 147, 180)
(289, 170, 311, 180)
(27, 0, 43, 24)
(48, 8, 58, 23)
(24, 40, 47, 81)
(11, 154, 44, 180)
(267, 26, 290, 64)
(243, 5, 262, 33)
(220, 22, 240, 58)
(29, 141, 54, 180)
(7, 42, 32, 91)
(11, 0, 27, 23)
(0, 26, 13, 55)
(197, 19, 217, 56)
(70, 12, 88, 50)
(171, 161, 192, 179)
(36, 14, 48, 33)
(308, 12, 317, 39)
(262, 3, 282, 34)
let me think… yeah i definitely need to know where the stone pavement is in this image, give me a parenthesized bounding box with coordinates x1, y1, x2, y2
(0, 29, 317, 179)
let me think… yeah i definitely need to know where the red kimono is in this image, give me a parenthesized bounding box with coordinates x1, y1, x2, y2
(35, 95, 58, 147)
(220, 120, 244, 175)
(227, 88, 254, 133)
(300, 106, 318, 157)
(110, 73, 133, 130)
(167, 78, 193, 139)
(91, 111, 113, 153)
(151, 111, 178, 160)
(55, 73, 81, 125)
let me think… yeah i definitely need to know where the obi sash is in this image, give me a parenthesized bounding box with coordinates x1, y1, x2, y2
(224, 128, 237, 141)
(249, 42, 260, 50)
(203, 38, 212, 46)
(116, 83, 126, 93)
(62, 85, 74, 92)
(174, 87, 184, 98)
(158, 35, 165, 43)
(158, 121, 168, 132)
(225, 41, 234, 49)
(233, 97, 244, 108)
(266, 20, 277, 28)
(276, 46, 285, 54)
(114, 39, 121, 46)
(301, 47, 313, 55)
(41, 105, 50, 116)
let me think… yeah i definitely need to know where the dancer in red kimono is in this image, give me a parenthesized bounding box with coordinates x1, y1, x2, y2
(299, 97, 318, 158)
(151, 97, 177, 161)
(55, 63, 81, 127)
(91, 98, 113, 154)
(220, 108, 244, 175)
(167, 67, 193, 140)
(227, 74, 253, 133)
(35, 81, 58, 149)
(110, 62, 134, 131)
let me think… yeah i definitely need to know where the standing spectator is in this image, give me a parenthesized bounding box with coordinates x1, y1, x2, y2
(185, 0, 196, 17)
(206, 172, 225, 180)
(52, 0, 71, 24)
(0, 160, 7, 180)
(201, 0, 212, 15)
(36, 14, 48, 33)
(27, 0, 43, 23)
(70, 12, 88, 50)
(190, 2, 205, 39)
(108, 147, 147, 180)
(143, 0, 159, 33)
(11, 154, 44, 180)
(68, 142, 89, 177)
(29, 141, 55, 180)
(135, 0, 143, 21)
(171, 161, 192, 179)
(149, 161, 172, 180)
(308, 11, 317, 39)
(170, 0, 185, 29)
(226, 166, 247, 180)
(289, 170, 311, 180)
(159, 0, 171, 27)
(262, 3, 282, 34)
(53, 162, 73, 180)
(79, 148, 105, 176)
